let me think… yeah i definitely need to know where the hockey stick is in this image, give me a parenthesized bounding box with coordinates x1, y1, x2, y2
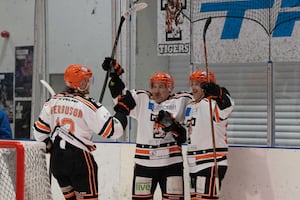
(203, 17, 219, 179)
(99, 2, 148, 102)
(40, 79, 56, 96)
(39, 79, 56, 184)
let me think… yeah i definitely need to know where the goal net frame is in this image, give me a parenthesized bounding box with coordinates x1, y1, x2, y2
(0, 140, 53, 200)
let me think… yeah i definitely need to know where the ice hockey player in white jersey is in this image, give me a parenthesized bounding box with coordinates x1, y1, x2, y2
(102, 57, 193, 200)
(185, 69, 234, 200)
(33, 64, 135, 200)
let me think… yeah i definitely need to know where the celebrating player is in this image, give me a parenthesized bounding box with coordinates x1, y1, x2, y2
(102, 57, 193, 200)
(185, 69, 234, 200)
(33, 64, 135, 200)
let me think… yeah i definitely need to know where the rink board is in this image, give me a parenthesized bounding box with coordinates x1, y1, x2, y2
(50, 144, 300, 200)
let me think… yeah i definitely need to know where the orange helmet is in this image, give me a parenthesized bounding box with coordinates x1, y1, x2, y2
(150, 72, 174, 91)
(64, 64, 93, 89)
(189, 70, 216, 84)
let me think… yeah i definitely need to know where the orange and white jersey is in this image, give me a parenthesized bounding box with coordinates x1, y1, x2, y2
(185, 95, 234, 173)
(129, 89, 193, 167)
(33, 93, 124, 151)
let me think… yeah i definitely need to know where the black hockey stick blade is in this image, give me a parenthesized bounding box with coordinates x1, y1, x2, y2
(203, 17, 212, 41)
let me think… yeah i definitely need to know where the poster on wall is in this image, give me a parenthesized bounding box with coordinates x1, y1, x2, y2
(15, 46, 33, 97)
(0, 73, 13, 123)
(157, 0, 190, 56)
(14, 100, 31, 139)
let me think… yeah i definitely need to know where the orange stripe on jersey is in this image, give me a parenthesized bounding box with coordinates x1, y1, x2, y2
(135, 149, 150, 155)
(169, 146, 182, 153)
(35, 121, 51, 132)
(135, 145, 181, 156)
(195, 153, 227, 161)
(101, 119, 113, 138)
(74, 96, 97, 111)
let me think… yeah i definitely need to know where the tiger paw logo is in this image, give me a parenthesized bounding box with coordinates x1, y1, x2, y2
(153, 122, 166, 138)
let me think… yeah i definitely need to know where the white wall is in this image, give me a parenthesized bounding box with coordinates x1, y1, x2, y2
(50, 144, 300, 200)
(0, 0, 35, 66)
(0, 0, 131, 140)
(46, 0, 112, 100)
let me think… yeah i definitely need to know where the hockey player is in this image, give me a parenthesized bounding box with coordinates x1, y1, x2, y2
(33, 64, 135, 200)
(185, 70, 234, 200)
(102, 57, 193, 200)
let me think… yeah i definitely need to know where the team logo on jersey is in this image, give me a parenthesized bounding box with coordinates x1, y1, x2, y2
(153, 122, 167, 139)
(151, 113, 167, 138)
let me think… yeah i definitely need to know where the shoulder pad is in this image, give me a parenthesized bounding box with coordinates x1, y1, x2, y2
(173, 91, 193, 99)
(73, 96, 102, 110)
(135, 89, 151, 97)
(89, 97, 103, 108)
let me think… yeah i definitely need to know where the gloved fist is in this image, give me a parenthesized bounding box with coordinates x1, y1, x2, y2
(114, 90, 136, 115)
(201, 82, 221, 99)
(155, 110, 174, 128)
(102, 57, 113, 71)
(216, 87, 232, 110)
(109, 76, 125, 98)
(102, 57, 124, 77)
(43, 137, 53, 153)
(155, 110, 186, 145)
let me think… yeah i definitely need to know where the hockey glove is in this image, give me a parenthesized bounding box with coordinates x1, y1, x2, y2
(114, 90, 136, 116)
(155, 110, 187, 145)
(201, 82, 222, 100)
(42, 137, 53, 153)
(102, 57, 124, 77)
(216, 87, 232, 110)
(109, 76, 125, 98)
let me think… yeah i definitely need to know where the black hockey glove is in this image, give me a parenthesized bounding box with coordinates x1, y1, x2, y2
(155, 110, 187, 145)
(114, 90, 136, 116)
(109, 76, 125, 98)
(102, 57, 124, 77)
(42, 137, 53, 153)
(201, 82, 222, 100)
(215, 87, 232, 110)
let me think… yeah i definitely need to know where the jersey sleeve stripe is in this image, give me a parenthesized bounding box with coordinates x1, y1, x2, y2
(34, 120, 51, 134)
(99, 117, 114, 138)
